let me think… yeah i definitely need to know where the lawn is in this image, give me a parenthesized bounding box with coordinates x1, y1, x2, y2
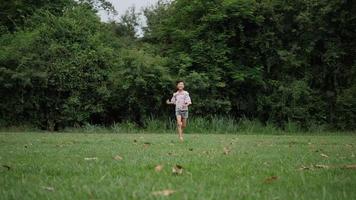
(0, 133, 356, 200)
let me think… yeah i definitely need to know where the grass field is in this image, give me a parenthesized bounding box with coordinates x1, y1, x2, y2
(1, 133, 356, 200)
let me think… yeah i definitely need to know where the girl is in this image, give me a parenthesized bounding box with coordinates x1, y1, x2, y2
(166, 80, 192, 142)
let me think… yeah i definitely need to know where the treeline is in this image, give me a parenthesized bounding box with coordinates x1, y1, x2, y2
(0, 0, 355, 131)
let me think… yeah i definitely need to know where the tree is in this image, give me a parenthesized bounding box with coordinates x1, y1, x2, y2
(143, 0, 356, 129)
(0, 6, 119, 130)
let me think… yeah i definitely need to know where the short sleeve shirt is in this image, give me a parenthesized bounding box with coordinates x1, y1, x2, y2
(171, 91, 192, 111)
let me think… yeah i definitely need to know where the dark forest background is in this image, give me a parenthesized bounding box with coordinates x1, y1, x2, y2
(0, 0, 355, 131)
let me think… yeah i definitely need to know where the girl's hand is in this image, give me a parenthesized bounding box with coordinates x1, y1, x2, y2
(166, 99, 172, 104)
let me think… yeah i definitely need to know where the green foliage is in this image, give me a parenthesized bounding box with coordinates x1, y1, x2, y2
(109, 7, 140, 38)
(0, 0, 74, 32)
(107, 47, 171, 125)
(0, 6, 118, 130)
(0, 0, 355, 131)
(143, 0, 356, 130)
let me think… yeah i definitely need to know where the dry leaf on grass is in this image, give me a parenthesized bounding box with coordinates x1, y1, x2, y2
(167, 152, 177, 156)
(343, 164, 356, 169)
(84, 157, 98, 161)
(42, 186, 54, 191)
(263, 162, 270, 166)
(155, 165, 164, 172)
(320, 153, 329, 158)
(264, 176, 278, 183)
(298, 165, 311, 171)
(299, 164, 356, 170)
(143, 142, 151, 148)
(151, 189, 175, 196)
(172, 165, 183, 175)
(223, 147, 231, 155)
(314, 164, 329, 169)
(113, 155, 123, 161)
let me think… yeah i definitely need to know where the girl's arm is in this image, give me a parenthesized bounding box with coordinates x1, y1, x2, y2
(166, 93, 177, 105)
(166, 99, 175, 105)
(185, 92, 192, 106)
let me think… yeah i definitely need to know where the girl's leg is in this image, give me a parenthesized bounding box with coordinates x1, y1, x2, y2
(180, 118, 187, 140)
(181, 118, 187, 130)
(176, 115, 183, 141)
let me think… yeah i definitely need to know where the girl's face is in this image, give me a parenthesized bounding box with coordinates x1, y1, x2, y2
(177, 82, 184, 90)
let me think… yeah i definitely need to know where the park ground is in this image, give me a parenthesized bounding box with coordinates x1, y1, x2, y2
(0, 132, 356, 199)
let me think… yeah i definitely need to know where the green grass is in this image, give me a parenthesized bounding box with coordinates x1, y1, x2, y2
(1, 133, 356, 200)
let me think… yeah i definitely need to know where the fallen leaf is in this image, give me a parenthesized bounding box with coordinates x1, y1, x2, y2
(320, 153, 329, 158)
(143, 142, 151, 148)
(151, 189, 175, 196)
(343, 164, 356, 169)
(155, 165, 164, 172)
(84, 157, 98, 161)
(2, 165, 11, 170)
(223, 147, 231, 155)
(314, 164, 329, 169)
(113, 155, 123, 161)
(172, 165, 183, 175)
(42, 186, 54, 191)
(264, 176, 278, 183)
(298, 165, 311, 171)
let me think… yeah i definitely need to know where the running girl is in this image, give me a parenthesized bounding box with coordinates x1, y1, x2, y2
(166, 80, 192, 141)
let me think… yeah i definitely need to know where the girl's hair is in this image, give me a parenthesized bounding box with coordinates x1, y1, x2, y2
(176, 80, 184, 85)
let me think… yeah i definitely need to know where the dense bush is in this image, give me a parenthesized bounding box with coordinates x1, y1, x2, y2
(0, 0, 355, 131)
(143, 0, 356, 130)
(0, 2, 171, 130)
